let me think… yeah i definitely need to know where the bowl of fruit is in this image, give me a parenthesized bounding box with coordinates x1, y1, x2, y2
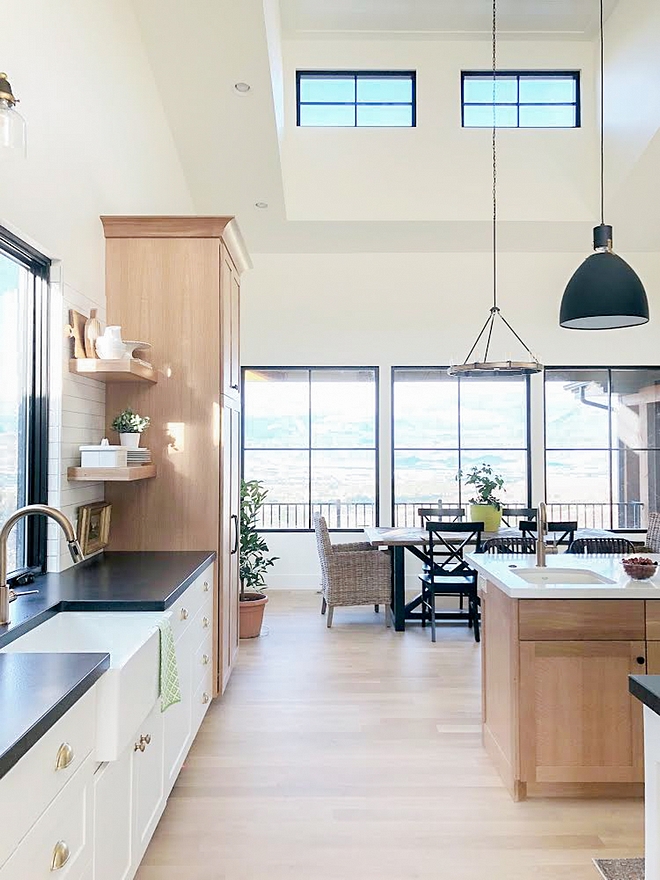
(622, 556, 658, 580)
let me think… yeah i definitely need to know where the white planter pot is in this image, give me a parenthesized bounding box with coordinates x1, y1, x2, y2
(119, 433, 141, 449)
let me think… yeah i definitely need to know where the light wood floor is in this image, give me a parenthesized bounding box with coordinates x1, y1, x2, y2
(136, 591, 644, 880)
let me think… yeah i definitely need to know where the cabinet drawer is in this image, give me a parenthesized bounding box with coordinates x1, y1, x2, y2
(518, 600, 645, 641)
(191, 668, 214, 737)
(0, 686, 96, 867)
(0, 752, 94, 879)
(169, 564, 214, 643)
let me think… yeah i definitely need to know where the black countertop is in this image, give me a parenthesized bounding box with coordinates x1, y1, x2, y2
(630, 674, 660, 716)
(0, 550, 216, 648)
(0, 652, 110, 780)
(0, 550, 215, 781)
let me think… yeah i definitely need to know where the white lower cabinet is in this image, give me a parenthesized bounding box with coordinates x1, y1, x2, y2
(0, 561, 216, 880)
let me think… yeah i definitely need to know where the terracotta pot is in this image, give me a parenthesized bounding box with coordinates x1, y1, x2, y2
(239, 593, 268, 639)
(469, 503, 502, 533)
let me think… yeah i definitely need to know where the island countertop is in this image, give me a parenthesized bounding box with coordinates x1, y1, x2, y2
(466, 551, 660, 599)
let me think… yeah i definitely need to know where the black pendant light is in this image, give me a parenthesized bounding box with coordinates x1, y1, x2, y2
(559, 0, 649, 330)
(449, 0, 541, 377)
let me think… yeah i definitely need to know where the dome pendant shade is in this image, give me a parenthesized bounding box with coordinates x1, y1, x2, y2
(560, 225, 649, 330)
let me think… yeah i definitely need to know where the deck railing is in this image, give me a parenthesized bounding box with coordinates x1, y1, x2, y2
(257, 500, 645, 530)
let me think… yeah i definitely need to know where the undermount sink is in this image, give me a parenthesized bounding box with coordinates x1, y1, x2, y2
(509, 567, 616, 585)
(1, 611, 168, 760)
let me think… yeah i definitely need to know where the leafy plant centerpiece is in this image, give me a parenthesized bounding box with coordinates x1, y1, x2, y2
(111, 408, 150, 434)
(239, 479, 279, 639)
(460, 463, 506, 532)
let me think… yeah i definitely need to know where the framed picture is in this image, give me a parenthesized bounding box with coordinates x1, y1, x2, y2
(77, 502, 112, 555)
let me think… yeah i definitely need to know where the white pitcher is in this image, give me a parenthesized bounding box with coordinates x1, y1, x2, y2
(96, 326, 129, 360)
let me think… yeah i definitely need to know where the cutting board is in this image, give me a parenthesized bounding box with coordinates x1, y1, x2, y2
(68, 310, 87, 359)
(84, 309, 101, 358)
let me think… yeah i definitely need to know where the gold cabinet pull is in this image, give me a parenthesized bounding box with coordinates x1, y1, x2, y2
(51, 840, 70, 871)
(55, 742, 74, 771)
(143, 733, 152, 745)
(203, 581, 210, 592)
(202, 654, 209, 666)
(202, 692, 210, 704)
(180, 608, 189, 621)
(202, 616, 209, 629)
(134, 741, 146, 752)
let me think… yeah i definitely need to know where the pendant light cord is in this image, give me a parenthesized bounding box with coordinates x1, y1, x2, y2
(599, 0, 605, 225)
(491, 0, 498, 312)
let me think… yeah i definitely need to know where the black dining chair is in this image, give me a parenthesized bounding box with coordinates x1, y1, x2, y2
(567, 537, 635, 554)
(417, 506, 465, 524)
(521, 519, 577, 547)
(419, 521, 484, 643)
(501, 507, 537, 527)
(481, 536, 536, 554)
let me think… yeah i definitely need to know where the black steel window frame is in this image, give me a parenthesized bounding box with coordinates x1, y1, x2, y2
(241, 366, 380, 532)
(390, 367, 532, 525)
(296, 70, 417, 127)
(543, 365, 660, 533)
(0, 226, 50, 577)
(461, 70, 581, 128)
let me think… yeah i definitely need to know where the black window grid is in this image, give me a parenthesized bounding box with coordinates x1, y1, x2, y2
(296, 70, 416, 127)
(241, 366, 380, 531)
(461, 70, 581, 129)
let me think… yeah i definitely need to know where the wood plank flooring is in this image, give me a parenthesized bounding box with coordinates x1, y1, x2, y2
(136, 591, 644, 880)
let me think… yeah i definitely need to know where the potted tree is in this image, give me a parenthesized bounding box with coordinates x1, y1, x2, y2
(239, 479, 278, 639)
(461, 463, 505, 532)
(111, 407, 150, 448)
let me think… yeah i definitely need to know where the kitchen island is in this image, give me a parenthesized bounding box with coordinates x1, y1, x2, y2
(467, 552, 660, 801)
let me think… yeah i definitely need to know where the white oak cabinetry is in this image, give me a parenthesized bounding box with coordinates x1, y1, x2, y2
(0, 562, 214, 880)
(101, 216, 250, 695)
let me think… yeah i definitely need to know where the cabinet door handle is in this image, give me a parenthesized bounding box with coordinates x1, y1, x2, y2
(230, 383, 239, 390)
(637, 656, 646, 665)
(142, 733, 152, 745)
(203, 581, 210, 592)
(180, 607, 189, 621)
(134, 740, 146, 753)
(55, 742, 74, 771)
(202, 692, 210, 704)
(202, 654, 210, 665)
(51, 840, 70, 871)
(231, 513, 239, 555)
(202, 616, 209, 629)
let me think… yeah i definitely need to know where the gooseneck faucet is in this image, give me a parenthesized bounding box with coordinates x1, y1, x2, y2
(536, 501, 548, 568)
(0, 505, 85, 625)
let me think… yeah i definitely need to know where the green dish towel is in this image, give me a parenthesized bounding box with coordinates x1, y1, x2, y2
(158, 618, 182, 712)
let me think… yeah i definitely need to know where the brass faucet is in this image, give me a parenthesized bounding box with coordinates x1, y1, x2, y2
(0, 505, 84, 625)
(536, 501, 548, 567)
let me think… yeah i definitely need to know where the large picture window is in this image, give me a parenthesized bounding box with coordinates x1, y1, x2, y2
(545, 368, 660, 529)
(242, 367, 378, 530)
(0, 227, 49, 575)
(392, 369, 530, 526)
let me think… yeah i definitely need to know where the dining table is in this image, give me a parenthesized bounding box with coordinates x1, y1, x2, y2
(363, 525, 616, 631)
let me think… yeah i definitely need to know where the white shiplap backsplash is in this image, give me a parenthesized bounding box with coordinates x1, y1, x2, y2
(47, 267, 106, 571)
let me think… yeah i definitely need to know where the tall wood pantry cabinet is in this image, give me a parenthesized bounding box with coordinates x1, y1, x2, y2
(100, 216, 250, 694)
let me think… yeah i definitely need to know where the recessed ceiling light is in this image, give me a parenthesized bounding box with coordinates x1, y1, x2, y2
(234, 82, 251, 94)
(255, 202, 268, 209)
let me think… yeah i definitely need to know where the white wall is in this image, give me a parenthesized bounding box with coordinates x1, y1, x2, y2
(0, 0, 193, 569)
(281, 39, 597, 224)
(242, 250, 660, 588)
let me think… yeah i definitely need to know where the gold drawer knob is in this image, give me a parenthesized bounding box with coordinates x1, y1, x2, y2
(202, 692, 210, 704)
(134, 740, 146, 753)
(51, 840, 70, 871)
(202, 616, 209, 629)
(180, 608, 189, 621)
(55, 742, 74, 771)
(203, 581, 210, 592)
(202, 654, 209, 665)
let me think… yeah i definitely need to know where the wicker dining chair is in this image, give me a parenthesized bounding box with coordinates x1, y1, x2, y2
(313, 514, 391, 628)
(567, 537, 635, 554)
(481, 536, 536, 554)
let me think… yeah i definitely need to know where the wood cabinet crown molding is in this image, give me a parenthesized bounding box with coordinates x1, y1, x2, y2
(100, 215, 252, 274)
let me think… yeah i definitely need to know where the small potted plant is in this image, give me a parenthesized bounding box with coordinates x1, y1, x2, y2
(460, 463, 505, 532)
(239, 479, 278, 639)
(111, 407, 150, 449)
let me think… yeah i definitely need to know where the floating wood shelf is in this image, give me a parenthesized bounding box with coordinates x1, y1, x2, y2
(67, 465, 157, 482)
(69, 358, 157, 384)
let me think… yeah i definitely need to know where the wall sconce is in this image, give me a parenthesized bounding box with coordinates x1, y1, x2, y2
(0, 73, 26, 156)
